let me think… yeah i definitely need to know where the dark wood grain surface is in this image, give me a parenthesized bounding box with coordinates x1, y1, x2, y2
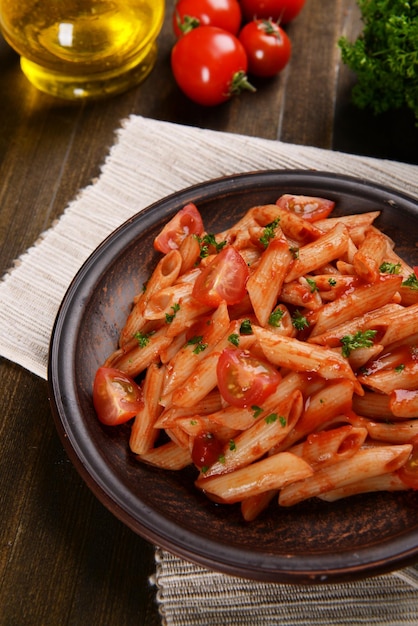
(1, 2, 417, 624)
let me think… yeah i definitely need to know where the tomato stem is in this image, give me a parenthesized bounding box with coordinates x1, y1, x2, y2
(229, 70, 256, 97)
(176, 12, 200, 35)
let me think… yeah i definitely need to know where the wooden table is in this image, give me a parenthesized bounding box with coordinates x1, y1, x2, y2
(1, 2, 417, 624)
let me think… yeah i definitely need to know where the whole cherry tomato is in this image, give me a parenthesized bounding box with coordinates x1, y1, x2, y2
(173, 0, 242, 37)
(238, 19, 291, 77)
(171, 26, 255, 106)
(239, 0, 306, 24)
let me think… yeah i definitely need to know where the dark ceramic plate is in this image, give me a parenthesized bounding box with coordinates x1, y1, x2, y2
(48, 170, 418, 584)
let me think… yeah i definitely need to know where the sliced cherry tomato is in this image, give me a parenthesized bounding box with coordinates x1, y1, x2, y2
(239, 0, 306, 24)
(239, 19, 291, 77)
(192, 431, 223, 469)
(276, 194, 335, 222)
(154, 203, 204, 253)
(398, 435, 418, 489)
(217, 347, 281, 408)
(173, 0, 242, 37)
(171, 26, 255, 106)
(192, 246, 249, 306)
(93, 367, 143, 426)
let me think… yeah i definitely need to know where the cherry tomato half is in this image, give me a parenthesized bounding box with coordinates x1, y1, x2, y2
(93, 367, 143, 426)
(276, 194, 335, 222)
(397, 435, 418, 489)
(239, 0, 306, 24)
(154, 203, 204, 253)
(171, 26, 255, 106)
(192, 246, 249, 306)
(192, 431, 223, 469)
(173, 0, 242, 37)
(239, 19, 291, 77)
(217, 347, 281, 408)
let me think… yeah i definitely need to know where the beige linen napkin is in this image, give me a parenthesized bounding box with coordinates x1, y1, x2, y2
(1, 115, 417, 624)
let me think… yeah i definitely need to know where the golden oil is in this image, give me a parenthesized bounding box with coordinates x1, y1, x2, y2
(0, 0, 165, 99)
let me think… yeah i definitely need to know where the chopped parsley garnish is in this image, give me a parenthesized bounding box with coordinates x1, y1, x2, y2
(259, 218, 280, 248)
(292, 310, 309, 331)
(229, 439, 236, 452)
(279, 416, 287, 427)
(289, 246, 300, 259)
(134, 330, 154, 348)
(239, 319, 253, 335)
(402, 273, 418, 290)
(198, 233, 227, 258)
(165, 302, 180, 323)
(328, 277, 337, 286)
(395, 364, 405, 372)
(340, 329, 377, 357)
(186, 335, 208, 354)
(252, 405, 263, 418)
(268, 307, 285, 327)
(305, 277, 318, 293)
(265, 413, 278, 424)
(379, 261, 401, 274)
(218, 454, 226, 464)
(228, 333, 240, 346)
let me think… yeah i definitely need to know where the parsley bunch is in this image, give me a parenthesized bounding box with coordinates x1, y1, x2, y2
(338, 0, 418, 123)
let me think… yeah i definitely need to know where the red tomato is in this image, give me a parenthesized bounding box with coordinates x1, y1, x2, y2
(398, 435, 418, 489)
(276, 194, 335, 222)
(217, 347, 281, 407)
(239, 0, 306, 24)
(173, 0, 242, 37)
(154, 203, 204, 253)
(238, 19, 291, 77)
(192, 246, 249, 306)
(414, 266, 418, 279)
(192, 431, 223, 468)
(93, 367, 143, 426)
(171, 26, 255, 106)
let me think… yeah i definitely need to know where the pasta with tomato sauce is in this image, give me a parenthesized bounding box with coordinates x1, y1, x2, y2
(93, 194, 418, 520)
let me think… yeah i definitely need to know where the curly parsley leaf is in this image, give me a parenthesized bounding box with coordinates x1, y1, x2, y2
(165, 302, 180, 324)
(379, 261, 402, 274)
(134, 330, 155, 348)
(259, 218, 280, 248)
(186, 335, 208, 354)
(268, 307, 285, 327)
(292, 310, 309, 331)
(198, 233, 227, 258)
(402, 272, 418, 290)
(239, 319, 253, 335)
(340, 329, 377, 357)
(338, 1, 418, 123)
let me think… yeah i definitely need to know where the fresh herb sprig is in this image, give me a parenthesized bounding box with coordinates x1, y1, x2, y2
(338, 1, 418, 124)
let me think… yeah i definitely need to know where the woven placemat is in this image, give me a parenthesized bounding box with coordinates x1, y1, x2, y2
(0, 115, 417, 625)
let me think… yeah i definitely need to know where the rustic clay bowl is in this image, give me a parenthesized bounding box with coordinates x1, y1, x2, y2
(48, 170, 418, 584)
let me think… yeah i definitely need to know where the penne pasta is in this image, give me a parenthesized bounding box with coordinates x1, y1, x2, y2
(196, 452, 313, 504)
(278, 445, 412, 507)
(93, 195, 418, 521)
